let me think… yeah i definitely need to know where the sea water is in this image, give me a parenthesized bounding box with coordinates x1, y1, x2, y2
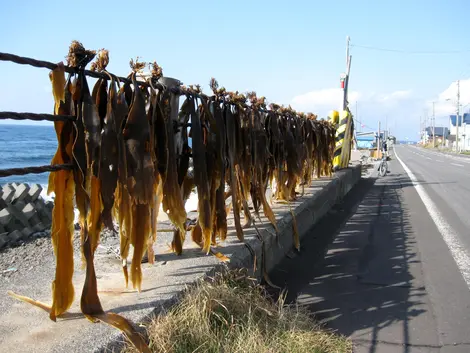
(0, 123, 199, 215)
(0, 124, 57, 186)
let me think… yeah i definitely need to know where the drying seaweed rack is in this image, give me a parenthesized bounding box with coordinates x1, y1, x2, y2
(0, 51, 298, 180)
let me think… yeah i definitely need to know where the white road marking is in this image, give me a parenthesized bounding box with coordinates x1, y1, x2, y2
(410, 148, 470, 165)
(426, 157, 432, 160)
(451, 163, 465, 167)
(395, 148, 470, 289)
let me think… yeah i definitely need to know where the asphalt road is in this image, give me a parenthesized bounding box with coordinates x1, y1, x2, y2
(395, 145, 470, 259)
(269, 146, 470, 353)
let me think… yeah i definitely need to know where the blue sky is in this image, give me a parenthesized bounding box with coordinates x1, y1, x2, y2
(1, 0, 469, 140)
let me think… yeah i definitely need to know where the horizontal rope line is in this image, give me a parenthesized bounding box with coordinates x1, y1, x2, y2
(0, 111, 76, 122)
(0, 164, 75, 178)
(0, 51, 330, 122)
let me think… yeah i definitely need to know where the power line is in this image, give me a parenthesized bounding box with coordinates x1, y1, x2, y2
(350, 43, 470, 55)
(352, 117, 375, 131)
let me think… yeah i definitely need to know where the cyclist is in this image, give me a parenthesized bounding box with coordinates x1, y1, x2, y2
(382, 139, 388, 157)
(377, 139, 389, 176)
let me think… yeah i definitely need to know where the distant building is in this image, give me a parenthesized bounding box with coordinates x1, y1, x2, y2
(425, 126, 449, 139)
(356, 135, 375, 149)
(423, 126, 449, 146)
(449, 113, 470, 129)
(448, 113, 470, 151)
(356, 131, 393, 149)
(356, 131, 377, 149)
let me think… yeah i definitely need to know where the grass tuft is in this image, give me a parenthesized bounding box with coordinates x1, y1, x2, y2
(123, 269, 352, 353)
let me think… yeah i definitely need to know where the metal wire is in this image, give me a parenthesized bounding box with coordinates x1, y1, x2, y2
(0, 111, 76, 122)
(0, 164, 75, 178)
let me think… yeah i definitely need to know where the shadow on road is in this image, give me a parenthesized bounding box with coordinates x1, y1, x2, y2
(268, 174, 430, 353)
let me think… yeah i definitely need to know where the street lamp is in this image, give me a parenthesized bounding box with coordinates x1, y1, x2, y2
(446, 98, 460, 152)
(461, 104, 470, 151)
(430, 101, 436, 148)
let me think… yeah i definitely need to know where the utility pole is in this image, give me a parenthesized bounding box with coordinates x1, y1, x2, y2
(341, 36, 352, 111)
(377, 121, 381, 157)
(432, 101, 436, 148)
(356, 101, 359, 132)
(443, 126, 446, 147)
(419, 115, 422, 144)
(456, 80, 460, 153)
(424, 110, 428, 144)
(463, 122, 467, 151)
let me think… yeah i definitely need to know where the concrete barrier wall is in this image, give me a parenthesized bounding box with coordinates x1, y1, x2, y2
(228, 164, 362, 278)
(0, 183, 52, 249)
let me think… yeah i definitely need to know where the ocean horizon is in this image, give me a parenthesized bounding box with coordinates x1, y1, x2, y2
(0, 124, 57, 187)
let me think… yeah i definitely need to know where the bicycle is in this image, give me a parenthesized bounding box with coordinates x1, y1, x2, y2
(378, 153, 388, 177)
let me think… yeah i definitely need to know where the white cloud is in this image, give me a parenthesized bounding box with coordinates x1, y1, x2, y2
(285, 78, 470, 141)
(378, 90, 412, 102)
(425, 78, 470, 118)
(291, 88, 415, 117)
(290, 87, 422, 140)
(291, 88, 360, 115)
(291, 88, 414, 118)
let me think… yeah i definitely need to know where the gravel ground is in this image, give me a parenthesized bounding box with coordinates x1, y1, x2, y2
(0, 227, 117, 282)
(0, 233, 52, 281)
(0, 219, 185, 325)
(0, 219, 177, 284)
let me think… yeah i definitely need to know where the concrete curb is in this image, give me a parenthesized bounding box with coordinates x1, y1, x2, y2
(0, 183, 52, 249)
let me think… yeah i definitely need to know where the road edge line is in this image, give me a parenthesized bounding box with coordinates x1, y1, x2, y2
(394, 148, 470, 289)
